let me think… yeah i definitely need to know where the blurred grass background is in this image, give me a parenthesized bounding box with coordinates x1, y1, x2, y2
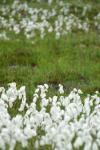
(0, 0, 100, 100)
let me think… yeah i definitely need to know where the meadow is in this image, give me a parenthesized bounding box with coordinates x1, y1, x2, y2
(0, 0, 100, 150)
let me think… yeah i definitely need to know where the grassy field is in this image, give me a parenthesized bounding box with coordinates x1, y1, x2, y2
(0, 31, 100, 99)
(0, 1, 100, 150)
(0, 1, 99, 100)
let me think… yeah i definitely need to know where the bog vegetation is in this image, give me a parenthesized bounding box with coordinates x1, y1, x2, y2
(0, 0, 100, 150)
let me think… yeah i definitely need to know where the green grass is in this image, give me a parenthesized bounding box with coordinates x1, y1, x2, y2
(0, 31, 100, 100)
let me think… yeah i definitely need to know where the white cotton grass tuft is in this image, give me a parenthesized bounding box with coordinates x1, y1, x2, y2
(58, 84, 64, 94)
(0, 0, 100, 40)
(0, 82, 100, 150)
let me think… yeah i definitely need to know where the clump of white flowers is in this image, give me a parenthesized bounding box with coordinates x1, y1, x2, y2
(0, 0, 100, 40)
(0, 32, 9, 40)
(0, 82, 100, 150)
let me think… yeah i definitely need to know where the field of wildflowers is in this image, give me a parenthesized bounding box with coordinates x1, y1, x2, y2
(0, 0, 100, 150)
(0, 83, 100, 150)
(0, 0, 100, 39)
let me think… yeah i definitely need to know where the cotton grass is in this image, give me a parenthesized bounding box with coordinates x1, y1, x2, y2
(0, 0, 100, 40)
(0, 83, 100, 150)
